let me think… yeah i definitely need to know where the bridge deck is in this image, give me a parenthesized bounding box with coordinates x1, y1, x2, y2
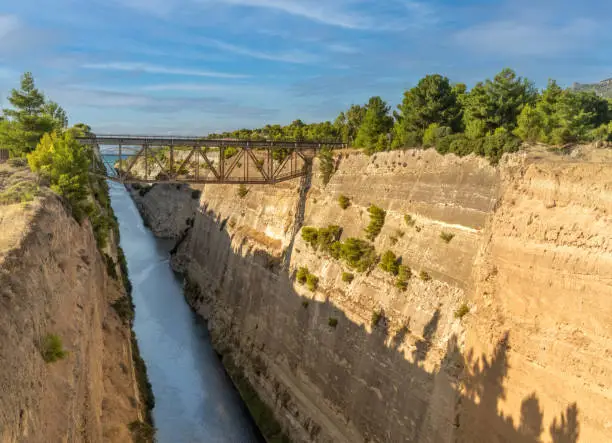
(87, 135, 339, 185)
(79, 135, 345, 149)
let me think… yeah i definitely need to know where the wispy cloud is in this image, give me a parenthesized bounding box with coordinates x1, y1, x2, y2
(199, 38, 320, 64)
(454, 19, 599, 57)
(205, 0, 371, 29)
(81, 62, 250, 78)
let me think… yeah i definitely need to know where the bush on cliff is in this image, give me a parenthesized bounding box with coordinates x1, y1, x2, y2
(338, 194, 350, 209)
(27, 131, 91, 221)
(379, 250, 400, 275)
(319, 147, 335, 185)
(338, 238, 377, 272)
(39, 333, 68, 363)
(365, 205, 386, 240)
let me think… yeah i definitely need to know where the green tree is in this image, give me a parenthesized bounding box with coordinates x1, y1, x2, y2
(393, 74, 462, 147)
(354, 97, 393, 152)
(463, 68, 537, 138)
(28, 132, 91, 219)
(345, 105, 367, 144)
(0, 72, 69, 156)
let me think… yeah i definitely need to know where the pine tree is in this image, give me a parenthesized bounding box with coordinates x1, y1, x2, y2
(0, 72, 65, 156)
(354, 97, 393, 152)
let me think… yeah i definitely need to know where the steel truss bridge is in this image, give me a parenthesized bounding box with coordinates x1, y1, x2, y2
(79, 135, 346, 185)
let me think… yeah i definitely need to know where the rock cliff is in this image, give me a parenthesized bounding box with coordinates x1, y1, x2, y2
(135, 146, 612, 442)
(0, 171, 143, 442)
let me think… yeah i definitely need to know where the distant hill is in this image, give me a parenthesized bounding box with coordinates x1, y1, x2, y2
(572, 78, 612, 98)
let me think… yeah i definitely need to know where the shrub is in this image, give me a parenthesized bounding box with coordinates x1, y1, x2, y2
(365, 205, 386, 240)
(0, 180, 39, 205)
(112, 296, 135, 323)
(371, 309, 383, 327)
(395, 265, 411, 291)
(440, 232, 455, 243)
(224, 146, 239, 159)
(319, 147, 335, 185)
(379, 250, 399, 275)
(301, 300, 309, 309)
(404, 214, 415, 227)
(7, 157, 28, 167)
(129, 421, 155, 443)
(338, 195, 350, 209)
(328, 317, 338, 328)
(339, 238, 377, 272)
(423, 123, 452, 147)
(39, 333, 67, 363)
(419, 270, 431, 281)
(104, 253, 118, 280)
(455, 303, 470, 319)
(191, 189, 201, 199)
(317, 225, 341, 252)
(306, 274, 319, 292)
(237, 184, 248, 198)
(301, 227, 319, 248)
(296, 267, 309, 284)
(342, 272, 354, 283)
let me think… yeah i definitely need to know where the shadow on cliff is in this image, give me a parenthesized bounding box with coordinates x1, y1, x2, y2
(173, 205, 580, 443)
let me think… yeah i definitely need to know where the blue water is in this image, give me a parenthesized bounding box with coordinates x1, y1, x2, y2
(106, 166, 262, 443)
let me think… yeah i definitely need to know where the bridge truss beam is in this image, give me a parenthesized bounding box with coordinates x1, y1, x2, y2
(85, 136, 345, 185)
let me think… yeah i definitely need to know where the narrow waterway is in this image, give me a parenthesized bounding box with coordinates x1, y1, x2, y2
(108, 179, 263, 443)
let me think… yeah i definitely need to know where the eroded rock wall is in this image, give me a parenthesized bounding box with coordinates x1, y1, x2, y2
(137, 147, 611, 442)
(0, 194, 140, 443)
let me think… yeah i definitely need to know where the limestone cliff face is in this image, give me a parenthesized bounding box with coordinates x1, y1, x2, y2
(0, 194, 140, 442)
(140, 147, 611, 442)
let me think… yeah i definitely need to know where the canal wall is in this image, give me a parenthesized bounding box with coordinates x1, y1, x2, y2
(135, 146, 612, 442)
(0, 165, 146, 442)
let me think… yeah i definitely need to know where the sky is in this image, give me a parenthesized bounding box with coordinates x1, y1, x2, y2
(0, 0, 610, 134)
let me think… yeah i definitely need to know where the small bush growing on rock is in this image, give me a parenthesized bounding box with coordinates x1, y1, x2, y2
(306, 274, 319, 292)
(129, 421, 155, 443)
(302, 300, 309, 309)
(237, 184, 248, 198)
(342, 272, 354, 283)
(112, 296, 135, 323)
(317, 225, 342, 252)
(319, 148, 335, 185)
(440, 232, 455, 243)
(39, 333, 67, 363)
(395, 265, 411, 291)
(371, 309, 383, 328)
(338, 195, 350, 209)
(404, 214, 416, 227)
(8, 157, 27, 168)
(339, 238, 377, 272)
(455, 304, 470, 319)
(301, 227, 319, 248)
(419, 270, 432, 281)
(379, 250, 400, 275)
(224, 146, 239, 159)
(104, 253, 118, 280)
(328, 317, 338, 328)
(296, 267, 309, 284)
(365, 205, 386, 240)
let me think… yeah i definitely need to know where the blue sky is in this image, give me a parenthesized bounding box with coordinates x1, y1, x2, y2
(0, 0, 610, 134)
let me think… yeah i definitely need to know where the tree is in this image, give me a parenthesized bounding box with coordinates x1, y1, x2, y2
(393, 74, 462, 147)
(354, 97, 393, 152)
(463, 68, 537, 138)
(28, 132, 91, 219)
(0, 72, 65, 156)
(344, 104, 367, 145)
